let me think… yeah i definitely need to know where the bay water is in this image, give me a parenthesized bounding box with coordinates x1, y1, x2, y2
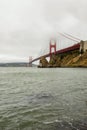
(0, 67, 87, 130)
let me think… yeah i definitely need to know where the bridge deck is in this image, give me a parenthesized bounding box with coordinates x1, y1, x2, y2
(29, 43, 80, 63)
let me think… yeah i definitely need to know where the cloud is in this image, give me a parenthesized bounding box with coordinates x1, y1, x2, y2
(0, 0, 87, 62)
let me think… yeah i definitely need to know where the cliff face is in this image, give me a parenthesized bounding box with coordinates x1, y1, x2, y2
(39, 57, 48, 67)
(70, 52, 87, 67)
(39, 51, 87, 67)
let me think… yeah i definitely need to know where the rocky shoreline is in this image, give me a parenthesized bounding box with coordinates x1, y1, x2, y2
(38, 51, 87, 68)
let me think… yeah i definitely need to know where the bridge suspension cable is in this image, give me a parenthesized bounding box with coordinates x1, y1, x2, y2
(37, 39, 50, 57)
(56, 32, 77, 50)
(64, 33, 81, 41)
(58, 32, 79, 43)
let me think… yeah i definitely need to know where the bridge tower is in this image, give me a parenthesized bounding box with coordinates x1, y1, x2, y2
(49, 40, 56, 58)
(29, 56, 32, 67)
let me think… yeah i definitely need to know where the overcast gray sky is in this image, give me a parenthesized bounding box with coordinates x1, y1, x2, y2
(0, 0, 87, 62)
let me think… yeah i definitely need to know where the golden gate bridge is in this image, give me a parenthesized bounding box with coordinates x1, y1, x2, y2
(29, 33, 81, 66)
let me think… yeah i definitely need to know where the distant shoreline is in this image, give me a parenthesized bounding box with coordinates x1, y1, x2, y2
(0, 62, 37, 67)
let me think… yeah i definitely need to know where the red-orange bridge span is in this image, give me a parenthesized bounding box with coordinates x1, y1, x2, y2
(29, 43, 80, 64)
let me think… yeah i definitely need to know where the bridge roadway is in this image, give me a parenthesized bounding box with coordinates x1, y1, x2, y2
(29, 43, 80, 64)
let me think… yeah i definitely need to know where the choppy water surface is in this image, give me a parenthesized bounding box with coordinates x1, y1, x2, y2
(0, 67, 87, 130)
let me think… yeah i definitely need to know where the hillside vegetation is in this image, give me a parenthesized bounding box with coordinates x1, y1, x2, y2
(39, 51, 87, 67)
